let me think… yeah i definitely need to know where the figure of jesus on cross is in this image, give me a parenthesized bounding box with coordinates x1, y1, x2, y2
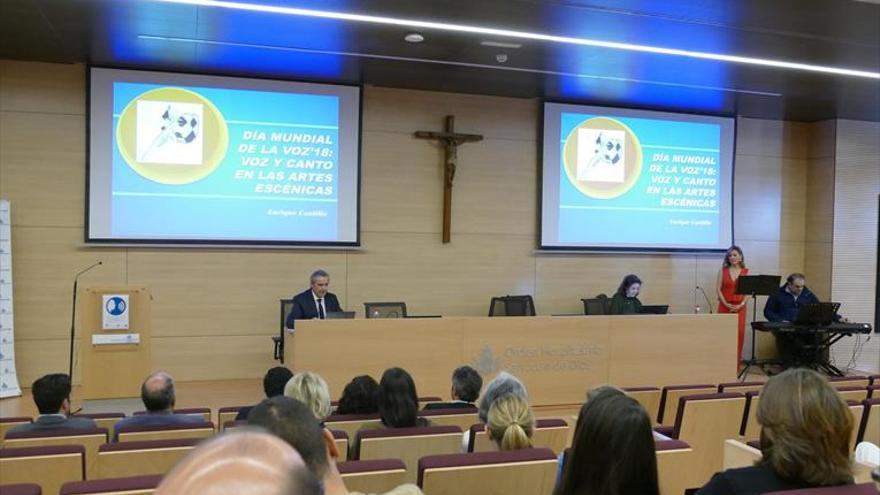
(415, 115, 483, 243)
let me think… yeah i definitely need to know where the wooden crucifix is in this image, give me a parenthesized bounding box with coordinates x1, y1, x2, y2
(414, 115, 483, 243)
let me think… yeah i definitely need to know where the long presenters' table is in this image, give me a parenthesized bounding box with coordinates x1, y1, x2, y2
(287, 314, 737, 406)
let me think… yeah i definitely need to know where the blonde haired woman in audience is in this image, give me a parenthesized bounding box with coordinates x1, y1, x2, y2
(486, 394, 535, 451)
(284, 371, 332, 422)
(697, 368, 854, 494)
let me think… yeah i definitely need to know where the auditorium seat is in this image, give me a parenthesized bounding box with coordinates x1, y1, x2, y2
(657, 384, 716, 426)
(468, 419, 570, 454)
(847, 402, 865, 450)
(763, 484, 878, 494)
(116, 422, 214, 443)
(868, 375, 879, 386)
(324, 413, 382, 439)
(418, 407, 479, 430)
(622, 387, 661, 423)
(338, 458, 407, 494)
(3, 427, 108, 479)
(741, 391, 761, 441)
(217, 406, 246, 429)
(331, 429, 349, 462)
(417, 396, 444, 408)
(717, 381, 764, 394)
(0, 483, 42, 495)
(867, 385, 878, 399)
(0, 417, 31, 441)
(837, 386, 870, 402)
(858, 398, 879, 446)
(418, 448, 557, 495)
(656, 439, 697, 495)
(355, 425, 463, 483)
(222, 420, 246, 431)
(663, 392, 746, 485)
(829, 376, 871, 388)
(60, 475, 163, 495)
(78, 414, 126, 439)
(0, 445, 85, 495)
(722, 438, 762, 469)
(132, 408, 211, 423)
(97, 438, 200, 478)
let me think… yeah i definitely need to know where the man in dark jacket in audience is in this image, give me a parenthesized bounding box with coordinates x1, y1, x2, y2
(112, 371, 204, 441)
(7, 373, 96, 434)
(423, 365, 482, 410)
(235, 366, 293, 420)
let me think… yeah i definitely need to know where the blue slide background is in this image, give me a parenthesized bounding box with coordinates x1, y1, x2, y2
(558, 112, 722, 246)
(111, 82, 340, 240)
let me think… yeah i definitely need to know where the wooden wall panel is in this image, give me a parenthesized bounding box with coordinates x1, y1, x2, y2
(3, 60, 832, 385)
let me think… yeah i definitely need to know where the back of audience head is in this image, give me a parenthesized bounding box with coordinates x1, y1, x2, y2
(155, 429, 320, 495)
(336, 375, 379, 415)
(32, 373, 73, 415)
(451, 365, 483, 403)
(478, 371, 528, 423)
(757, 368, 852, 486)
(141, 371, 175, 413)
(486, 393, 534, 451)
(247, 396, 331, 479)
(377, 367, 419, 428)
(557, 393, 659, 495)
(263, 366, 293, 398)
(284, 371, 332, 421)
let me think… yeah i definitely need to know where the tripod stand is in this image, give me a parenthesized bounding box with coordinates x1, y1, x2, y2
(736, 275, 780, 380)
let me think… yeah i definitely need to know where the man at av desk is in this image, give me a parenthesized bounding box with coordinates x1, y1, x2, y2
(285, 269, 343, 329)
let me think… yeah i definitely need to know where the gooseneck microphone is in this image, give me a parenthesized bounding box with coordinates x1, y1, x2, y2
(69, 261, 103, 381)
(695, 286, 714, 314)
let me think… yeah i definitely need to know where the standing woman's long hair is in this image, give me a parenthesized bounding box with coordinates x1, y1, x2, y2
(376, 367, 419, 428)
(556, 393, 659, 495)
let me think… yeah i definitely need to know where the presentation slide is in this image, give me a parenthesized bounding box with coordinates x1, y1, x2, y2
(88, 68, 361, 246)
(541, 102, 735, 251)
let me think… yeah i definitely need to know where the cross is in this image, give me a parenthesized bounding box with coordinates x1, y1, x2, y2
(414, 115, 483, 243)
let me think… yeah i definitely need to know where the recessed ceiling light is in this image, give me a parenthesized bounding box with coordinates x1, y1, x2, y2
(153, 0, 880, 79)
(404, 32, 424, 43)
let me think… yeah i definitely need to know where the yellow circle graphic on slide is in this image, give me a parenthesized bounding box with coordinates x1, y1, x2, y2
(116, 87, 229, 185)
(562, 117, 643, 199)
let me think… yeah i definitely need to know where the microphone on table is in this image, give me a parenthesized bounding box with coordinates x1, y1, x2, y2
(69, 261, 103, 382)
(695, 286, 714, 314)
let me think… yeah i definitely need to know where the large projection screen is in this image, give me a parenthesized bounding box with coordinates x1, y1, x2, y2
(541, 102, 735, 251)
(88, 67, 361, 246)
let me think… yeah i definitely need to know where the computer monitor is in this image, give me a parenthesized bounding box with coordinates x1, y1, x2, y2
(638, 305, 669, 315)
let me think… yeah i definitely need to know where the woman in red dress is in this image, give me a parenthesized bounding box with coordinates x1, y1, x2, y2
(716, 246, 748, 365)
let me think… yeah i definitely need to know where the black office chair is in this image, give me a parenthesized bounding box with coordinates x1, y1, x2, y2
(364, 302, 408, 318)
(488, 295, 536, 317)
(581, 294, 610, 315)
(273, 299, 295, 363)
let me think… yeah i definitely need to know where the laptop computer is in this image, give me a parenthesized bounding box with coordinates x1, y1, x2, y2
(638, 305, 669, 315)
(325, 311, 356, 319)
(794, 302, 840, 325)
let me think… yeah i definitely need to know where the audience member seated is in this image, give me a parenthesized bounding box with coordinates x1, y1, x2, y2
(422, 366, 482, 411)
(336, 375, 380, 415)
(6, 373, 96, 435)
(364, 367, 429, 430)
(465, 371, 528, 451)
(112, 371, 204, 441)
(248, 396, 424, 495)
(285, 371, 333, 423)
(556, 391, 659, 495)
(235, 366, 293, 421)
(697, 368, 854, 495)
(154, 428, 321, 495)
(486, 394, 534, 451)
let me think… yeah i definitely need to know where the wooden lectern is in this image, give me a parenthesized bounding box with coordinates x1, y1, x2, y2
(78, 286, 151, 399)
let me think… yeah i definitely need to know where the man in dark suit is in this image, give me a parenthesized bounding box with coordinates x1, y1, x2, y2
(112, 371, 204, 441)
(6, 373, 97, 434)
(234, 366, 294, 421)
(285, 269, 343, 329)
(422, 365, 482, 411)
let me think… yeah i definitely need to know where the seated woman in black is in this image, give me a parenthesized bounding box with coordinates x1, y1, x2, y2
(608, 274, 642, 315)
(555, 390, 659, 495)
(697, 368, 853, 495)
(336, 375, 379, 415)
(372, 367, 429, 429)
